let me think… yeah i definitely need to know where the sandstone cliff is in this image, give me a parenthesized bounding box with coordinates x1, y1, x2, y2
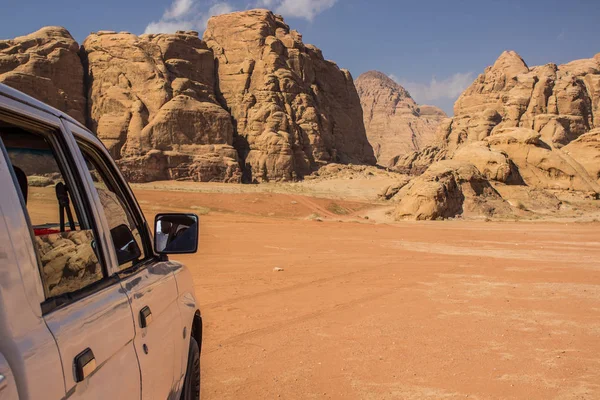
(389, 51, 600, 220)
(1, 12, 376, 183)
(0, 26, 86, 123)
(204, 9, 375, 182)
(356, 71, 447, 164)
(82, 30, 241, 183)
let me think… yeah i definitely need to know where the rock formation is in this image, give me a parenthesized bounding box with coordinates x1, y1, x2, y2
(389, 50, 600, 220)
(356, 71, 447, 164)
(393, 160, 509, 220)
(1, 11, 376, 183)
(204, 9, 375, 182)
(443, 50, 600, 153)
(82, 30, 241, 183)
(0, 26, 86, 123)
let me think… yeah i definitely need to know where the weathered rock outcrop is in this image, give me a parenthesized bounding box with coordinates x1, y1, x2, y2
(563, 128, 600, 183)
(388, 145, 447, 176)
(484, 127, 599, 191)
(388, 50, 600, 219)
(82, 30, 242, 183)
(356, 71, 447, 164)
(204, 9, 376, 182)
(0, 26, 86, 123)
(2, 12, 376, 183)
(393, 160, 509, 220)
(442, 50, 600, 153)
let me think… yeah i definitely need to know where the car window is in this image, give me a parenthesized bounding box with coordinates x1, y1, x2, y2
(78, 143, 149, 271)
(0, 119, 104, 300)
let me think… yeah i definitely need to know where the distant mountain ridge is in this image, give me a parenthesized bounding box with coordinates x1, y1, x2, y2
(355, 70, 447, 165)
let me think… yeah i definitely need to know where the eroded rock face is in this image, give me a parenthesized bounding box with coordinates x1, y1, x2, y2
(485, 127, 600, 192)
(452, 141, 515, 183)
(356, 71, 447, 164)
(204, 9, 376, 182)
(82, 30, 241, 183)
(0, 26, 86, 123)
(388, 145, 447, 176)
(563, 128, 600, 183)
(393, 160, 508, 220)
(2, 14, 376, 183)
(388, 50, 600, 220)
(443, 50, 600, 153)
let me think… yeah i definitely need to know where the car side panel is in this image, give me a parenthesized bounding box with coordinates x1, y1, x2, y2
(0, 353, 18, 400)
(171, 262, 199, 388)
(43, 286, 141, 399)
(0, 111, 66, 400)
(120, 262, 183, 400)
(63, 120, 186, 399)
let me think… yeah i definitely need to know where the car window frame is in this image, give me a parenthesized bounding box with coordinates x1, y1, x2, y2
(64, 122, 155, 276)
(0, 108, 122, 315)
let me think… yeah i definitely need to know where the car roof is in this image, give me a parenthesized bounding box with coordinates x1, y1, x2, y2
(0, 83, 90, 133)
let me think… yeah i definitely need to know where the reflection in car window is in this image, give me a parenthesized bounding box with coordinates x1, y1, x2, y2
(79, 147, 146, 270)
(0, 122, 104, 299)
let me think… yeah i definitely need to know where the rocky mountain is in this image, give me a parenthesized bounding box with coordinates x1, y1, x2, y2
(81, 30, 241, 183)
(204, 10, 375, 182)
(388, 50, 600, 220)
(0, 27, 86, 123)
(0, 10, 375, 183)
(355, 71, 447, 164)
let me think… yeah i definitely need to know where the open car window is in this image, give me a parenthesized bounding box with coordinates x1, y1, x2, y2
(0, 119, 105, 302)
(77, 142, 150, 271)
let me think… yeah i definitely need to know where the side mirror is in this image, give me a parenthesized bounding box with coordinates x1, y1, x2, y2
(110, 224, 141, 265)
(154, 213, 199, 255)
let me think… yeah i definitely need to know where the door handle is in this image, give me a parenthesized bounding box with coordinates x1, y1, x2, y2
(140, 306, 153, 328)
(74, 348, 96, 382)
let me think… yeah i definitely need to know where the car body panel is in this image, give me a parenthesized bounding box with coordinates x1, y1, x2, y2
(64, 120, 187, 399)
(0, 82, 201, 400)
(172, 262, 199, 385)
(120, 262, 183, 399)
(43, 285, 141, 399)
(0, 353, 19, 400)
(0, 137, 65, 400)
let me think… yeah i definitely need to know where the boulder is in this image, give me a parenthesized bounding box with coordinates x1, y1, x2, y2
(452, 141, 515, 183)
(388, 145, 447, 175)
(378, 177, 411, 200)
(393, 160, 507, 220)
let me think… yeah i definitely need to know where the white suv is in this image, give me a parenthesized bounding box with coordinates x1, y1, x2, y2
(0, 83, 202, 400)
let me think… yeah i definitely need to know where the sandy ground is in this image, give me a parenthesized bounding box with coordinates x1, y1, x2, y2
(130, 185, 600, 400)
(25, 182, 600, 399)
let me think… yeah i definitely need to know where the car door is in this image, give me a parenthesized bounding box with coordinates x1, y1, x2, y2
(0, 110, 141, 399)
(0, 353, 18, 400)
(65, 121, 185, 400)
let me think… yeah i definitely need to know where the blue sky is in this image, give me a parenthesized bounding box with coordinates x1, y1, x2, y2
(2, 0, 600, 115)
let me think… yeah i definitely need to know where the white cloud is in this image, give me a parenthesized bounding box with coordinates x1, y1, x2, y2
(164, 0, 195, 19)
(144, 0, 234, 34)
(258, 0, 338, 21)
(144, 0, 338, 34)
(394, 72, 475, 103)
